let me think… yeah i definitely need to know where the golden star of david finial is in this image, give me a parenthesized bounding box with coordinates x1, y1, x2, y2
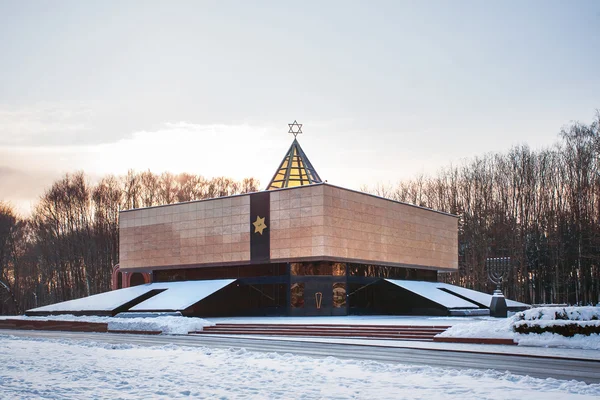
(288, 120, 302, 138)
(252, 215, 267, 235)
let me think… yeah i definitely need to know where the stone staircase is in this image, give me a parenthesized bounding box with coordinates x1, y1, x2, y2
(194, 324, 450, 341)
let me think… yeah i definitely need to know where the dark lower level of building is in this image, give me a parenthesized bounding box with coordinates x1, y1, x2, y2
(152, 261, 444, 317)
(27, 261, 528, 317)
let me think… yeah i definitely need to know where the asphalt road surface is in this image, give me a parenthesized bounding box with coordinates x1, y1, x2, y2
(3, 329, 600, 384)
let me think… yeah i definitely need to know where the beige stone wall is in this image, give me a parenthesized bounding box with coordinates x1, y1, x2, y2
(321, 185, 457, 270)
(119, 183, 457, 272)
(270, 184, 458, 271)
(119, 195, 251, 270)
(269, 184, 326, 260)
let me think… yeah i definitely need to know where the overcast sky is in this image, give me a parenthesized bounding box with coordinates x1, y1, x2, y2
(1, 0, 599, 215)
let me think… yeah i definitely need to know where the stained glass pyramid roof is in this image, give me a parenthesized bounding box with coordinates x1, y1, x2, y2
(266, 138, 322, 190)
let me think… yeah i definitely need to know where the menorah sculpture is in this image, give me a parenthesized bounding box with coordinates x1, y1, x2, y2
(486, 257, 510, 318)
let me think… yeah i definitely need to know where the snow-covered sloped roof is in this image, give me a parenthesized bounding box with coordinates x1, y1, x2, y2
(27, 285, 157, 313)
(438, 283, 528, 308)
(26, 279, 236, 315)
(386, 279, 479, 309)
(385, 279, 529, 310)
(130, 279, 235, 312)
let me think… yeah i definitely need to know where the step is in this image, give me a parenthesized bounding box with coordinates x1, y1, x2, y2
(202, 328, 441, 335)
(195, 330, 435, 339)
(202, 330, 440, 335)
(203, 325, 447, 331)
(194, 322, 449, 341)
(202, 327, 445, 335)
(210, 324, 450, 329)
(203, 325, 447, 330)
(196, 329, 437, 337)
(202, 323, 448, 330)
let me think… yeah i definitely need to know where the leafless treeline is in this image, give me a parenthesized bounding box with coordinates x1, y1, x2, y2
(364, 114, 600, 305)
(0, 172, 259, 314)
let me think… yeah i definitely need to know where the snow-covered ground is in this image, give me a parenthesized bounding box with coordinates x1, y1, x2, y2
(4, 310, 600, 350)
(0, 314, 214, 335)
(0, 334, 598, 400)
(439, 307, 600, 350)
(211, 334, 600, 361)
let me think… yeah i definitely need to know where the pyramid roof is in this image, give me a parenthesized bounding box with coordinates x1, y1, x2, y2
(266, 138, 322, 190)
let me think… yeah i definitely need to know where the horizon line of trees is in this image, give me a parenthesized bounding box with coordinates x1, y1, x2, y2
(1, 113, 600, 314)
(0, 172, 260, 314)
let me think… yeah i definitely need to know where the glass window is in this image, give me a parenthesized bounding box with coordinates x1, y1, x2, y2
(311, 262, 331, 275)
(290, 263, 303, 276)
(291, 283, 304, 308)
(153, 263, 288, 282)
(291, 262, 339, 276)
(333, 282, 346, 308)
(346, 263, 437, 280)
(332, 263, 346, 276)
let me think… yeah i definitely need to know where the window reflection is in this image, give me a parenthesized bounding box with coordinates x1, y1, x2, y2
(291, 283, 305, 308)
(332, 263, 345, 276)
(333, 282, 346, 308)
(290, 263, 304, 276)
(154, 263, 288, 282)
(346, 263, 436, 281)
(290, 262, 347, 276)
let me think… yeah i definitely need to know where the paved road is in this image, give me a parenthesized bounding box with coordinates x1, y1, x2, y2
(3, 329, 600, 384)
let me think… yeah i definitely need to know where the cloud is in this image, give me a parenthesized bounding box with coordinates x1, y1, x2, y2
(0, 118, 436, 216)
(0, 104, 95, 146)
(86, 122, 282, 179)
(0, 121, 289, 214)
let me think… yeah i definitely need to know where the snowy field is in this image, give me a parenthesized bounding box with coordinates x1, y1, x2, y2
(1, 334, 599, 400)
(218, 335, 600, 360)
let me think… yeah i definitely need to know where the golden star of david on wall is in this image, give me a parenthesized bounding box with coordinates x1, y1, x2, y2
(252, 216, 268, 235)
(288, 120, 302, 138)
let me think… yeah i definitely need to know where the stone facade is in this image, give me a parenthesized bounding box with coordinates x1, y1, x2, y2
(270, 184, 457, 270)
(119, 183, 457, 272)
(119, 195, 251, 269)
(269, 184, 326, 260)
